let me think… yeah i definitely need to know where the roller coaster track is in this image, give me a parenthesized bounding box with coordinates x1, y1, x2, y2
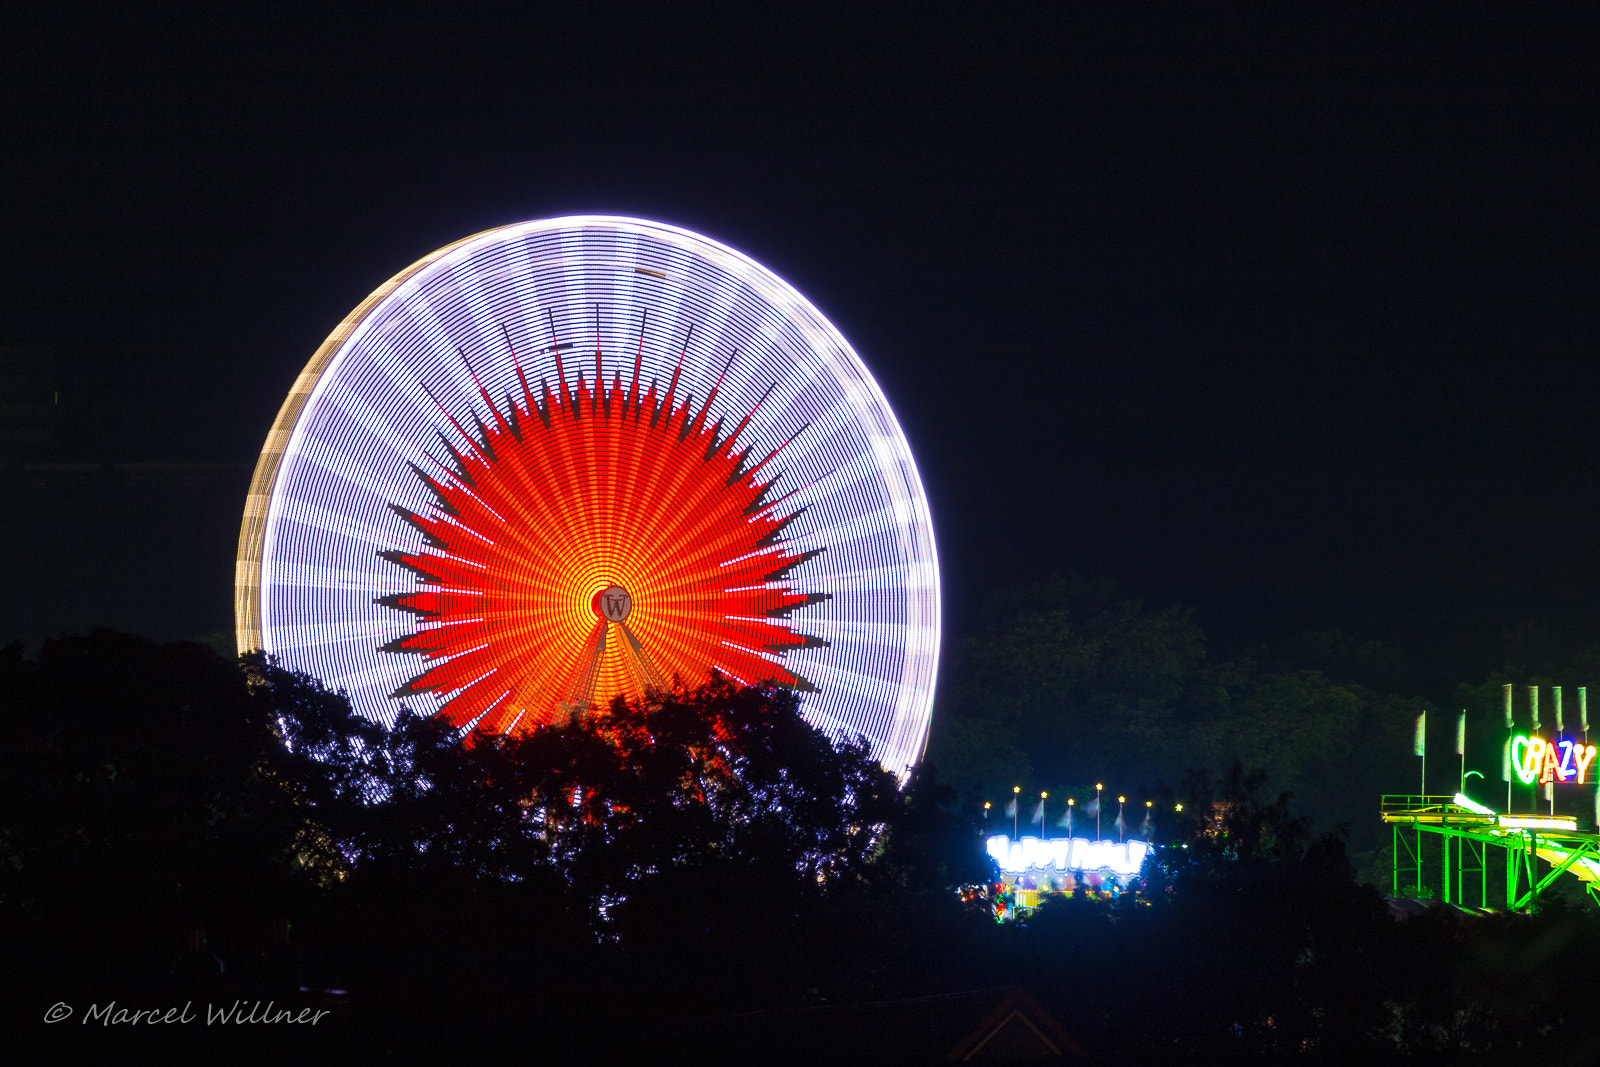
(1381, 794, 1600, 911)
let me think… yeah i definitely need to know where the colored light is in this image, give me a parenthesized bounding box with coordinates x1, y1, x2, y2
(1500, 815, 1579, 831)
(1511, 735, 1537, 785)
(1452, 792, 1496, 816)
(986, 835, 1148, 877)
(1557, 739, 1577, 781)
(376, 372, 826, 728)
(1509, 733, 1599, 786)
(237, 217, 941, 773)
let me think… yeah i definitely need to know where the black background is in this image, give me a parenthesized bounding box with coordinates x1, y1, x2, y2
(4, 5, 1599, 689)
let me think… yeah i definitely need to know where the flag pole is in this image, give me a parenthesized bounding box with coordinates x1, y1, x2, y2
(1556, 686, 1566, 819)
(1095, 783, 1103, 841)
(1583, 687, 1593, 829)
(1012, 785, 1020, 840)
(1504, 683, 1514, 814)
(1415, 709, 1426, 799)
(1457, 709, 1466, 795)
(1530, 686, 1540, 814)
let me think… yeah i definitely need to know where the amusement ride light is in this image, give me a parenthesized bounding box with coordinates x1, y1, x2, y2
(236, 216, 940, 773)
(1499, 815, 1579, 832)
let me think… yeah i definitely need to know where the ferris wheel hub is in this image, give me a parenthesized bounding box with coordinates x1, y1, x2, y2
(593, 585, 633, 622)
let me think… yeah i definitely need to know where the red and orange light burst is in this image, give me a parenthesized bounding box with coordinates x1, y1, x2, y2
(377, 347, 829, 733)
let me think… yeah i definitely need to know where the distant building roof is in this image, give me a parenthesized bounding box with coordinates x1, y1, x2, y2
(654, 985, 1086, 1062)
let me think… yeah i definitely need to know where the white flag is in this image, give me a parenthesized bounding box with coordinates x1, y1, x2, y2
(1414, 711, 1426, 757)
(1455, 712, 1466, 756)
(1004, 797, 1017, 818)
(1031, 799, 1045, 825)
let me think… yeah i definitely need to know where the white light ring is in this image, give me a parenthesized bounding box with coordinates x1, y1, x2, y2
(237, 216, 940, 773)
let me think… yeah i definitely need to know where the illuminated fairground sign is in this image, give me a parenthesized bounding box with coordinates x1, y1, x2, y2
(1508, 734, 1598, 786)
(987, 835, 1149, 878)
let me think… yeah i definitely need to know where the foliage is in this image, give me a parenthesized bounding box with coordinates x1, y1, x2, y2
(0, 636, 937, 954)
(863, 762, 998, 904)
(13, 628, 1600, 1061)
(1012, 768, 1389, 1059)
(0, 632, 330, 923)
(320, 674, 909, 936)
(931, 575, 1212, 792)
(930, 575, 1424, 869)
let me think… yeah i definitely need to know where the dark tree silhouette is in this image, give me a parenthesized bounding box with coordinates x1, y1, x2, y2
(24, 629, 1600, 1061)
(0, 635, 326, 957)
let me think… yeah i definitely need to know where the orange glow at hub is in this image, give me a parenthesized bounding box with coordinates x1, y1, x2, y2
(377, 362, 828, 733)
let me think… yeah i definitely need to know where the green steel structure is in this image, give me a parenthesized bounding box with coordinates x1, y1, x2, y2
(1382, 794, 1600, 910)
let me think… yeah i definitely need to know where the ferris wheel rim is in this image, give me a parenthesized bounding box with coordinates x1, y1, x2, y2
(236, 215, 940, 771)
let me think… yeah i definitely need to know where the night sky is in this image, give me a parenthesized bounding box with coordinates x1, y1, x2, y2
(4, 6, 1599, 689)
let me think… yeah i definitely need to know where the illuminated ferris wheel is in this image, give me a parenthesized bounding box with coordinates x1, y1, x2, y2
(236, 216, 939, 773)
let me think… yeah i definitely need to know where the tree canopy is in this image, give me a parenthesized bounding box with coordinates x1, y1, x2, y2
(929, 576, 1425, 875)
(9, 626, 1600, 1062)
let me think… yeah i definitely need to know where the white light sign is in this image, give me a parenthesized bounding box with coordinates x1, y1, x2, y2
(987, 834, 1149, 877)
